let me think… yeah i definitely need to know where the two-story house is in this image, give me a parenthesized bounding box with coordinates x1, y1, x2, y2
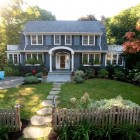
(6, 21, 124, 73)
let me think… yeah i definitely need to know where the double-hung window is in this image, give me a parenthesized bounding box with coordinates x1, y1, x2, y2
(82, 35, 95, 45)
(82, 53, 101, 65)
(65, 35, 72, 45)
(31, 35, 43, 45)
(8, 53, 20, 64)
(54, 35, 61, 45)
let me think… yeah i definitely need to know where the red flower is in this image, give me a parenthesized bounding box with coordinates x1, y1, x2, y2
(125, 32, 136, 39)
(32, 69, 37, 75)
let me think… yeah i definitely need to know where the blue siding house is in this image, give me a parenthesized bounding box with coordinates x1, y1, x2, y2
(6, 21, 124, 72)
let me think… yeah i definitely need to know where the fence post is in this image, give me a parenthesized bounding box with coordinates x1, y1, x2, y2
(15, 104, 21, 131)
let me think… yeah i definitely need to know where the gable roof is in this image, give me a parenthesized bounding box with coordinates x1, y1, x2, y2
(23, 20, 105, 34)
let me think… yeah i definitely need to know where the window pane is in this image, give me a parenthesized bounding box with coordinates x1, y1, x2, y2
(32, 54, 37, 60)
(118, 55, 123, 65)
(55, 35, 60, 44)
(83, 36, 88, 45)
(89, 54, 94, 64)
(32, 35, 36, 44)
(107, 54, 111, 65)
(66, 35, 71, 45)
(38, 54, 43, 62)
(89, 36, 94, 45)
(14, 54, 18, 64)
(9, 54, 13, 62)
(112, 55, 117, 65)
(83, 54, 88, 64)
(27, 54, 31, 60)
(38, 35, 42, 44)
(95, 54, 100, 64)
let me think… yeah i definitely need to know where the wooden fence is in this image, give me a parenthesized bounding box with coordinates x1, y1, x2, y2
(0, 105, 21, 131)
(52, 107, 140, 130)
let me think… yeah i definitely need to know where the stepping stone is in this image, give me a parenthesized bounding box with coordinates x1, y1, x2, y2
(23, 126, 52, 139)
(53, 84, 62, 88)
(46, 95, 60, 100)
(36, 107, 52, 115)
(41, 100, 60, 107)
(30, 115, 52, 125)
(52, 87, 61, 91)
(49, 91, 60, 95)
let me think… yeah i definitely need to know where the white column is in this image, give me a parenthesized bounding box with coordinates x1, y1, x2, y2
(50, 54, 52, 72)
(71, 54, 74, 72)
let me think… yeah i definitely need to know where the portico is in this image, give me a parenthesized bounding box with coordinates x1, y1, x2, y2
(48, 46, 74, 72)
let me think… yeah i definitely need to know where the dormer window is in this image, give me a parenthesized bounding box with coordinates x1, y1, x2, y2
(65, 35, 72, 45)
(82, 35, 95, 45)
(31, 35, 43, 45)
(54, 35, 61, 45)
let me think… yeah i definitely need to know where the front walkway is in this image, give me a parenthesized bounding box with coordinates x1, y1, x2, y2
(0, 76, 24, 89)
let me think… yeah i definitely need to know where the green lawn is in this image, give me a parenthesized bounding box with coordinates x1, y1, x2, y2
(59, 79, 140, 108)
(0, 83, 52, 119)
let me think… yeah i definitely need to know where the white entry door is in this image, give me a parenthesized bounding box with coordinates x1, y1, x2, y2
(56, 53, 70, 69)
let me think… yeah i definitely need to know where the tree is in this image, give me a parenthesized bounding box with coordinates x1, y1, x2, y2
(0, 0, 56, 70)
(78, 14, 97, 21)
(105, 4, 140, 44)
(123, 20, 140, 69)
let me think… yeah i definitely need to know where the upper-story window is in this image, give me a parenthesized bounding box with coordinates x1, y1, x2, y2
(65, 35, 72, 45)
(82, 35, 95, 45)
(54, 35, 61, 45)
(31, 35, 43, 45)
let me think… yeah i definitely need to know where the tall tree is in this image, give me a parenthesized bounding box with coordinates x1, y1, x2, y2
(123, 20, 140, 69)
(0, 0, 56, 70)
(105, 4, 140, 45)
(78, 14, 97, 21)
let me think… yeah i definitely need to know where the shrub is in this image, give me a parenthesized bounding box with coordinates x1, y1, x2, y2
(75, 70, 85, 78)
(114, 69, 125, 81)
(74, 76, 84, 84)
(0, 126, 8, 140)
(24, 76, 40, 84)
(4, 67, 14, 76)
(24, 73, 32, 77)
(98, 69, 109, 78)
(106, 64, 115, 79)
(85, 68, 95, 79)
(133, 72, 140, 85)
(35, 72, 43, 78)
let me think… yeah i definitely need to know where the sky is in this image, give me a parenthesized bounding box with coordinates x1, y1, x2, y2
(0, 0, 140, 20)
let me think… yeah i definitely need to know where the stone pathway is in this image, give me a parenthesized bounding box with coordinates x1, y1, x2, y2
(23, 82, 63, 139)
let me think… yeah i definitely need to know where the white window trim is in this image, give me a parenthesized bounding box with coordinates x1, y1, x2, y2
(8, 53, 21, 65)
(31, 35, 43, 45)
(65, 35, 72, 45)
(25, 53, 44, 64)
(54, 35, 61, 45)
(82, 53, 101, 66)
(106, 53, 123, 66)
(82, 35, 95, 46)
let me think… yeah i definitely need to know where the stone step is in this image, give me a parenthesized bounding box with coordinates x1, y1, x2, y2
(41, 100, 60, 107)
(49, 91, 60, 95)
(30, 115, 52, 126)
(36, 107, 52, 115)
(47, 95, 60, 100)
(51, 87, 61, 91)
(23, 126, 52, 139)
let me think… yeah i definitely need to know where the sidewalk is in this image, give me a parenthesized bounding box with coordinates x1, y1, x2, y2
(0, 76, 24, 89)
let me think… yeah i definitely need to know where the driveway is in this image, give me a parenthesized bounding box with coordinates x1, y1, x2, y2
(0, 76, 24, 89)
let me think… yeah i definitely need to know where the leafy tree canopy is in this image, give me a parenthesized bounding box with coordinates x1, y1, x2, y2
(105, 4, 140, 45)
(78, 14, 97, 21)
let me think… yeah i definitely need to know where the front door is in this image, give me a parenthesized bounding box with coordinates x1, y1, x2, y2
(60, 55, 65, 68)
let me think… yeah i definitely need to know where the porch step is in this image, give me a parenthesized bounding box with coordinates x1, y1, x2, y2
(47, 71, 71, 82)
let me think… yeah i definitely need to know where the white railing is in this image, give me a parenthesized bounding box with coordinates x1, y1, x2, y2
(108, 45, 123, 52)
(7, 45, 19, 50)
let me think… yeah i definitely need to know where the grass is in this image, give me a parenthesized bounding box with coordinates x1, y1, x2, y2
(59, 79, 140, 108)
(0, 83, 52, 119)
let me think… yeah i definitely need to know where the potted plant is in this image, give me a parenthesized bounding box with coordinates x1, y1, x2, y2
(42, 66, 48, 82)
